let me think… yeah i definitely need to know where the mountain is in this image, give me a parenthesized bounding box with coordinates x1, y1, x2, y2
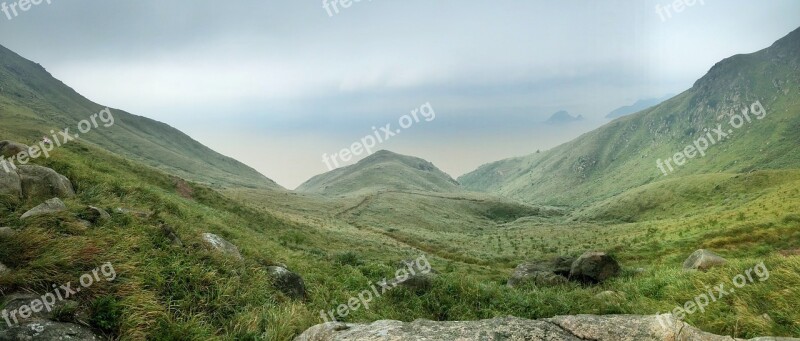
(605, 95, 673, 119)
(460, 26, 800, 205)
(296, 150, 461, 196)
(545, 110, 583, 124)
(0, 44, 280, 189)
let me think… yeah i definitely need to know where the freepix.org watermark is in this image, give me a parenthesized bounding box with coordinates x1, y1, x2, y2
(1, 262, 117, 327)
(1, 0, 52, 21)
(656, 261, 769, 329)
(655, 0, 705, 22)
(320, 254, 431, 323)
(1, 108, 115, 173)
(322, 0, 371, 17)
(321, 102, 435, 171)
(657, 100, 766, 177)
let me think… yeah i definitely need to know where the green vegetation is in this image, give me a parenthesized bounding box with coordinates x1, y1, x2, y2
(0, 44, 279, 189)
(459, 27, 800, 206)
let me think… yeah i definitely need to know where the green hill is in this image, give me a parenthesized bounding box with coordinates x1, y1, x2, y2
(460, 26, 800, 206)
(0, 44, 279, 189)
(297, 150, 461, 196)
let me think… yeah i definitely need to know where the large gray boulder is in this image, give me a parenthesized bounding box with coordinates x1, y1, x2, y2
(17, 165, 75, 200)
(508, 256, 574, 287)
(683, 249, 727, 271)
(202, 233, 243, 260)
(569, 251, 621, 283)
(267, 266, 307, 300)
(20, 198, 67, 220)
(0, 293, 101, 340)
(293, 314, 800, 341)
(0, 169, 21, 199)
(0, 141, 29, 158)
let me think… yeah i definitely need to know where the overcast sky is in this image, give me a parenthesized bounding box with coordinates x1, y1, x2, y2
(0, 1, 798, 188)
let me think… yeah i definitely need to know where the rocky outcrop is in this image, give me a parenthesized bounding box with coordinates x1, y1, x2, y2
(20, 198, 67, 220)
(267, 266, 307, 300)
(0, 141, 30, 158)
(508, 256, 574, 287)
(202, 233, 243, 260)
(570, 251, 621, 283)
(0, 163, 74, 202)
(0, 169, 22, 199)
(683, 249, 727, 271)
(293, 314, 800, 341)
(0, 293, 102, 340)
(17, 165, 75, 200)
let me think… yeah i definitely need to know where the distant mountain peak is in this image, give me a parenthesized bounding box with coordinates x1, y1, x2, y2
(297, 150, 460, 196)
(606, 95, 673, 119)
(545, 110, 584, 124)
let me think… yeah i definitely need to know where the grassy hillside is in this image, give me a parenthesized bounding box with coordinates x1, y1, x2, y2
(297, 150, 461, 196)
(460, 26, 800, 206)
(0, 44, 279, 189)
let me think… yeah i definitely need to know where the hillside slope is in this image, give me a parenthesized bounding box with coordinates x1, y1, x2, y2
(297, 150, 461, 196)
(460, 27, 800, 205)
(0, 44, 279, 189)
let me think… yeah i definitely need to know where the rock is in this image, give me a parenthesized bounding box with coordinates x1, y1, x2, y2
(683, 249, 727, 271)
(267, 266, 307, 300)
(0, 293, 101, 340)
(0, 140, 29, 158)
(293, 314, 800, 341)
(201, 233, 242, 260)
(389, 258, 437, 292)
(0, 169, 22, 199)
(17, 165, 75, 200)
(0, 262, 8, 274)
(0, 227, 13, 239)
(81, 206, 111, 225)
(569, 251, 621, 283)
(508, 256, 574, 287)
(20, 198, 67, 220)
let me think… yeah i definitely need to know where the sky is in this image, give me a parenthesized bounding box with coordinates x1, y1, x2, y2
(0, 1, 798, 189)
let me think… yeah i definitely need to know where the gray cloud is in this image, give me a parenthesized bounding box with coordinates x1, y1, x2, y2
(1, 0, 798, 188)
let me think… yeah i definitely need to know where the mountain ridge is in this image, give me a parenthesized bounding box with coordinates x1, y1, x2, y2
(0, 44, 280, 189)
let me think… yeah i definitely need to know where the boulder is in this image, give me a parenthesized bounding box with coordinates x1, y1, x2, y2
(508, 256, 574, 287)
(267, 266, 307, 300)
(17, 165, 75, 200)
(201, 233, 243, 260)
(389, 258, 437, 292)
(20, 198, 67, 220)
(683, 249, 727, 271)
(0, 140, 29, 158)
(0, 169, 22, 199)
(0, 293, 101, 340)
(81, 206, 111, 225)
(293, 314, 800, 341)
(0, 262, 7, 274)
(569, 251, 621, 283)
(0, 227, 13, 239)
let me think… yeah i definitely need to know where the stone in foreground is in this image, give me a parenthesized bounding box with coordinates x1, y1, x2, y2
(202, 233, 243, 260)
(267, 266, 307, 300)
(569, 251, 621, 283)
(20, 198, 67, 220)
(683, 249, 727, 271)
(293, 314, 800, 341)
